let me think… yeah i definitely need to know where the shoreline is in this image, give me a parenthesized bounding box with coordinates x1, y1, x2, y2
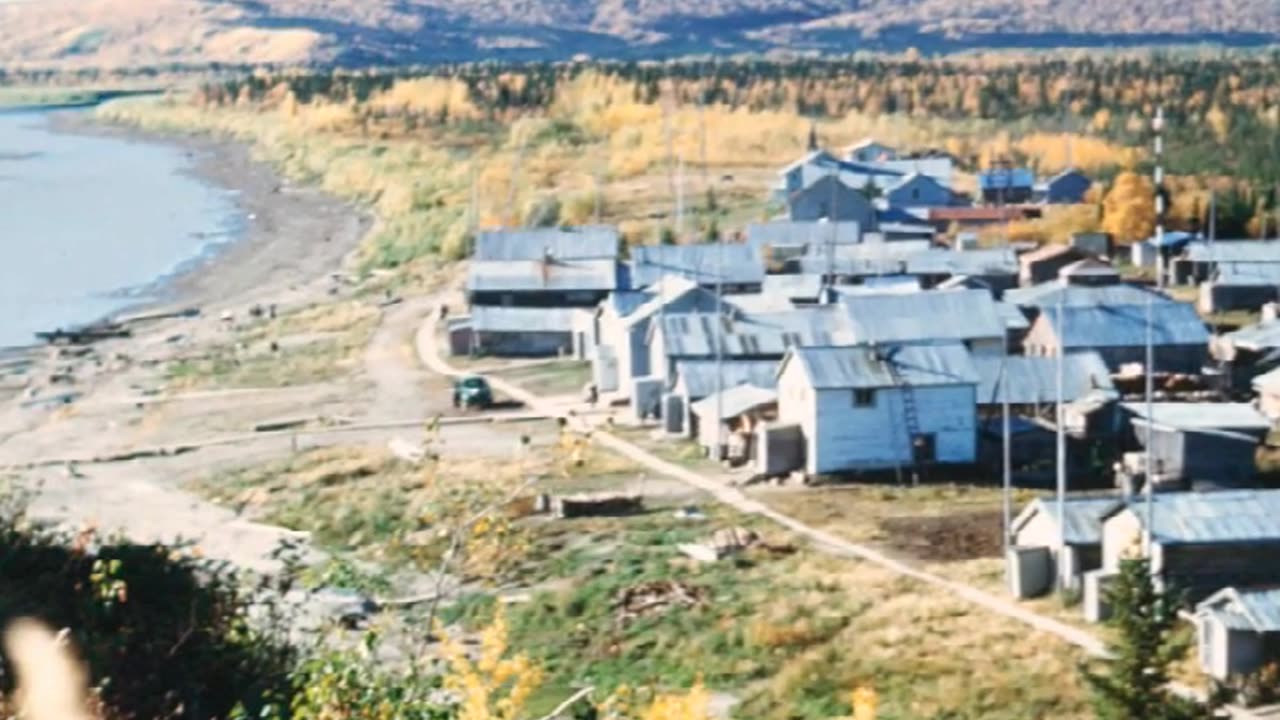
(48, 110, 374, 321)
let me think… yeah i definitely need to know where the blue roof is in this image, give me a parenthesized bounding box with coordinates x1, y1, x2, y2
(745, 221, 863, 249)
(978, 168, 1035, 190)
(674, 359, 782, 398)
(1004, 282, 1167, 309)
(630, 244, 765, 289)
(1117, 490, 1280, 545)
(608, 290, 654, 317)
(1225, 320, 1280, 351)
(1143, 231, 1196, 249)
(690, 384, 778, 420)
(1039, 303, 1209, 349)
(1015, 495, 1125, 546)
(1199, 587, 1280, 632)
(1213, 262, 1280, 285)
(761, 274, 825, 301)
(973, 352, 1116, 405)
(785, 342, 978, 390)
(473, 226, 619, 261)
(1185, 240, 1280, 264)
(655, 307, 854, 359)
(1122, 402, 1270, 433)
(839, 288, 1006, 344)
(467, 258, 621, 293)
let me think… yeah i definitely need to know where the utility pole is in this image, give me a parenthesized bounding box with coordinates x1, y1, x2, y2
(1144, 106, 1166, 554)
(1001, 195, 1013, 565)
(1055, 289, 1067, 588)
(714, 219, 725, 461)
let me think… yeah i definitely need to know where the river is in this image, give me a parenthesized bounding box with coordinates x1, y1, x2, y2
(0, 108, 241, 348)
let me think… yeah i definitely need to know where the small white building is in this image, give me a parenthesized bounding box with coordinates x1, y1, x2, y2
(1009, 496, 1123, 597)
(1195, 586, 1280, 681)
(775, 342, 978, 476)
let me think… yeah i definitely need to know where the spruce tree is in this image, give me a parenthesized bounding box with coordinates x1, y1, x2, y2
(1083, 556, 1209, 720)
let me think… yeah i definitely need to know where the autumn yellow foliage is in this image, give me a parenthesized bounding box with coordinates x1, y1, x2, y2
(439, 609, 543, 720)
(1102, 171, 1157, 244)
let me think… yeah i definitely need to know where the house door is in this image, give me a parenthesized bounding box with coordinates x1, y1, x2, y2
(912, 433, 937, 463)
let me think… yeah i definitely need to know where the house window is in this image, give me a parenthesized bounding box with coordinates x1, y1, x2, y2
(853, 389, 875, 407)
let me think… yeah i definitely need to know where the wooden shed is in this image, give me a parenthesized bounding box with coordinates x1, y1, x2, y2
(1195, 586, 1280, 681)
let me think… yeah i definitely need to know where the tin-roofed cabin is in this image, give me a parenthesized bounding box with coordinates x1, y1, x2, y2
(467, 227, 622, 308)
(1022, 302, 1210, 374)
(774, 343, 978, 478)
(1009, 495, 1124, 597)
(1195, 586, 1280, 681)
(1121, 402, 1270, 490)
(630, 244, 765, 293)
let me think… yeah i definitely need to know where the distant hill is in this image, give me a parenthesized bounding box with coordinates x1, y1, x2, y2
(0, 0, 1277, 69)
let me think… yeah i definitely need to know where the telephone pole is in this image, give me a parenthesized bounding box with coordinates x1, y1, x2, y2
(1144, 106, 1166, 553)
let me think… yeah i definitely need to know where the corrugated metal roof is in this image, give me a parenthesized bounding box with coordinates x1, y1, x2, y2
(1185, 240, 1280, 264)
(787, 342, 978, 389)
(1213, 262, 1280, 285)
(467, 258, 620, 293)
(1225, 320, 1280, 351)
(674, 359, 782, 398)
(840, 288, 1006, 344)
(1199, 587, 1280, 632)
(978, 168, 1035, 190)
(656, 307, 855, 359)
(973, 352, 1116, 405)
(746, 221, 863, 249)
(1004, 282, 1167, 309)
(907, 248, 1017, 276)
(608, 290, 653, 317)
(469, 305, 579, 333)
(724, 293, 798, 314)
(690, 384, 778, 420)
(1126, 490, 1280, 545)
(761, 274, 825, 301)
(1122, 402, 1270, 432)
(631, 244, 766, 289)
(1014, 495, 1124, 545)
(834, 276, 922, 297)
(473, 226, 619, 261)
(1040, 303, 1209, 349)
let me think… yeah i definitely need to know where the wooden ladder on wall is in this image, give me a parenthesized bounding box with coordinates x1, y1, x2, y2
(884, 350, 924, 485)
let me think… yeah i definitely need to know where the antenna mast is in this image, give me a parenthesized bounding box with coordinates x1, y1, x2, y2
(1144, 106, 1166, 553)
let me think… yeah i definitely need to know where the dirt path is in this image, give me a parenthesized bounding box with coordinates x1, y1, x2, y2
(415, 310, 1110, 658)
(363, 297, 437, 422)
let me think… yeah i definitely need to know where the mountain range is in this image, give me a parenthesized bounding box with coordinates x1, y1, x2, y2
(1, 0, 1277, 69)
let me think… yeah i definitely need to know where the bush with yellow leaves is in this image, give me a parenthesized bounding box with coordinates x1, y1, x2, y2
(437, 609, 543, 720)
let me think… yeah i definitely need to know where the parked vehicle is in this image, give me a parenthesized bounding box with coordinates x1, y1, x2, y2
(453, 376, 493, 409)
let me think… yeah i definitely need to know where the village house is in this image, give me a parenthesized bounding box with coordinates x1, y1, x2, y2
(882, 173, 954, 210)
(1195, 586, 1280, 681)
(774, 343, 979, 477)
(799, 246, 1018, 291)
(775, 150, 904, 200)
(838, 288, 1010, 355)
(466, 226, 622, 308)
(1198, 263, 1280, 314)
(1121, 402, 1271, 490)
(591, 276, 792, 399)
(1212, 314, 1280, 394)
(844, 138, 897, 164)
(787, 174, 878, 228)
(1021, 301, 1210, 374)
(1057, 258, 1120, 287)
(1070, 232, 1113, 258)
(745, 221, 863, 269)
(875, 154, 956, 189)
(1003, 279, 1169, 319)
(979, 167, 1035, 204)
(1034, 168, 1092, 205)
(1086, 490, 1280, 622)
(760, 274, 825, 305)
(928, 206, 1040, 233)
(972, 352, 1116, 412)
(630, 244, 766, 293)
(1018, 244, 1092, 286)
(689, 384, 779, 463)
(665, 358, 781, 436)
(875, 207, 938, 242)
(449, 306, 586, 358)
(1008, 495, 1123, 597)
(1172, 239, 1280, 286)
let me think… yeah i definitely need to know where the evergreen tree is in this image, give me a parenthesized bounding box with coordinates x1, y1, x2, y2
(1083, 556, 1209, 720)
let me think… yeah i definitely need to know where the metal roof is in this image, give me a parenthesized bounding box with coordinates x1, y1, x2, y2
(996, 302, 1030, 331)
(907, 248, 1018, 276)
(761, 274, 825, 301)
(785, 342, 978, 390)
(468, 305, 579, 333)
(674, 359, 782, 398)
(655, 307, 855, 359)
(745, 221, 863, 249)
(1185, 240, 1280, 264)
(1119, 490, 1280, 545)
(1141, 230, 1196, 249)
(1224, 320, 1280, 351)
(690, 384, 779, 421)
(840, 288, 1006, 344)
(1004, 281, 1167, 309)
(473, 226, 619, 261)
(608, 290, 654, 317)
(723, 293, 798, 314)
(978, 168, 1035, 190)
(1198, 587, 1280, 633)
(973, 352, 1116, 405)
(1039, 303, 1209, 349)
(466, 258, 620, 293)
(834, 276, 922, 296)
(1212, 262, 1280, 285)
(630, 244, 766, 289)
(1014, 495, 1124, 546)
(1122, 402, 1271, 432)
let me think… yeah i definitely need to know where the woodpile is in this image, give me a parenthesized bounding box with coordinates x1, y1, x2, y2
(612, 581, 705, 625)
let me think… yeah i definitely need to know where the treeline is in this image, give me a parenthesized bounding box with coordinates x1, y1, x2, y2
(199, 54, 1280, 184)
